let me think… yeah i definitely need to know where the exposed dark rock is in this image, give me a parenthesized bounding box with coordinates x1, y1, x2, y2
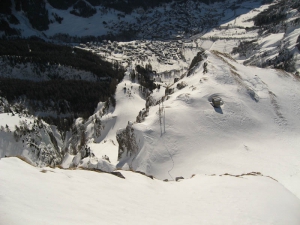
(176, 81, 188, 90)
(111, 171, 125, 179)
(175, 176, 184, 181)
(135, 171, 154, 179)
(187, 49, 206, 76)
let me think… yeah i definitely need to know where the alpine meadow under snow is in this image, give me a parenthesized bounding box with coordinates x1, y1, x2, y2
(1, 0, 300, 224)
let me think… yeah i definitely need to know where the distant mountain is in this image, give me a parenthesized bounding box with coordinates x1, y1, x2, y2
(231, 0, 300, 73)
(0, 0, 258, 41)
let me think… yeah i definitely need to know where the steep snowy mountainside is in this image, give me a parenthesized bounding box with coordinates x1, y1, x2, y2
(1, 157, 300, 225)
(0, 95, 120, 172)
(117, 50, 300, 198)
(0, 112, 63, 167)
(58, 68, 146, 169)
(1, 0, 263, 41)
(0, 40, 126, 166)
(76, 0, 300, 78)
(84, 69, 146, 164)
(197, 0, 300, 73)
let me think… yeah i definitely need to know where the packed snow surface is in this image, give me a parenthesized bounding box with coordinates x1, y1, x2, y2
(1, 157, 300, 225)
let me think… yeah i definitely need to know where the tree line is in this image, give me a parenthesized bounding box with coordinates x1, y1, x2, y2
(47, 0, 227, 14)
(135, 64, 157, 91)
(0, 39, 124, 81)
(254, 0, 300, 27)
(0, 39, 124, 131)
(0, 78, 110, 116)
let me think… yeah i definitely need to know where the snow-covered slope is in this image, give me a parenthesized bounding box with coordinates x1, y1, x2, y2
(1, 157, 300, 225)
(80, 69, 146, 164)
(0, 112, 63, 166)
(196, 0, 300, 73)
(117, 50, 300, 198)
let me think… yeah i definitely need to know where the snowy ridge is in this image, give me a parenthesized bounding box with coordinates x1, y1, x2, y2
(117, 50, 300, 198)
(1, 157, 300, 225)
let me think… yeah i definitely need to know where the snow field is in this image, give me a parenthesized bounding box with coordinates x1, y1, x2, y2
(1, 157, 300, 225)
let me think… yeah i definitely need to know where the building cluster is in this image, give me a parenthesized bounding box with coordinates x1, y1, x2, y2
(79, 39, 198, 67)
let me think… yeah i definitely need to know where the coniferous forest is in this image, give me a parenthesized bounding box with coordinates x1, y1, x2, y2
(0, 39, 124, 79)
(0, 39, 125, 131)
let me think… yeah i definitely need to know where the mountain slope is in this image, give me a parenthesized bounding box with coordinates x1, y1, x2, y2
(0, 1, 300, 223)
(1, 157, 300, 225)
(86, 69, 146, 164)
(117, 50, 300, 198)
(197, 0, 300, 73)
